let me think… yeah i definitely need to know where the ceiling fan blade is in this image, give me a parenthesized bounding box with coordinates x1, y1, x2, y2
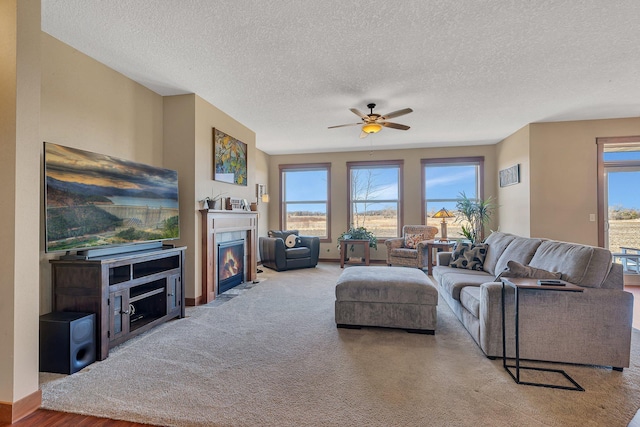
(359, 130, 369, 139)
(328, 123, 361, 129)
(382, 122, 410, 130)
(381, 108, 413, 120)
(350, 108, 368, 119)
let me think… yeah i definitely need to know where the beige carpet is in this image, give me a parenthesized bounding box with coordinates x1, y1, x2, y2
(41, 263, 640, 427)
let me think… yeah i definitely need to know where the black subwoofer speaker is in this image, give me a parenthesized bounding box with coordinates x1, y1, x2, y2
(39, 312, 96, 374)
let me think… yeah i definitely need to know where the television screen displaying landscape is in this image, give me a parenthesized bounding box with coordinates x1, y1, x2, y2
(44, 142, 180, 253)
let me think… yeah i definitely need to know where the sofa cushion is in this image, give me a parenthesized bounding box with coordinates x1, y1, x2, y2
(285, 246, 311, 259)
(450, 243, 488, 271)
(529, 241, 594, 285)
(404, 233, 423, 249)
(390, 247, 419, 259)
(459, 286, 481, 318)
(439, 270, 493, 301)
(581, 246, 614, 288)
(434, 265, 485, 279)
(335, 266, 437, 305)
(482, 232, 517, 276)
(494, 237, 543, 274)
(499, 260, 562, 280)
(432, 264, 473, 283)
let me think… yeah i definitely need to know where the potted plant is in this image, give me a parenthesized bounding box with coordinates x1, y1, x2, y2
(455, 191, 496, 243)
(202, 191, 226, 210)
(338, 225, 378, 250)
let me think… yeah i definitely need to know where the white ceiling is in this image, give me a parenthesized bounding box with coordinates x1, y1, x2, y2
(41, 1, 640, 155)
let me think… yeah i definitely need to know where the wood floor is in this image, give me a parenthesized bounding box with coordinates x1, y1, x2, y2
(0, 409, 160, 427)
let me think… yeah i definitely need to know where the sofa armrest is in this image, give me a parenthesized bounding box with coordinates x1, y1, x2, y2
(384, 237, 404, 250)
(601, 262, 624, 290)
(298, 235, 320, 263)
(479, 282, 633, 367)
(259, 237, 287, 270)
(436, 251, 452, 266)
(415, 240, 431, 267)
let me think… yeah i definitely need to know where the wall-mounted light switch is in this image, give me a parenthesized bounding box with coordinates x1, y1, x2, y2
(589, 214, 596, 222)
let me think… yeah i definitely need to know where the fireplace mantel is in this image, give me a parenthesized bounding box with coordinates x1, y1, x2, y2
(200, 209, 258, 304)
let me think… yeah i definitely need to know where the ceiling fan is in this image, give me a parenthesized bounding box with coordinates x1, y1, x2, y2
(328, 103, 413, 138)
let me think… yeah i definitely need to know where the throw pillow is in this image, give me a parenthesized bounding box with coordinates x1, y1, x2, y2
(499, 260, 562, 280)
(269, 230, 299, 241)
(450, 243, 488, 271)
(404, 233, 424, 249)
(267, 230, 298, 247)
(285, 234, 301, 248)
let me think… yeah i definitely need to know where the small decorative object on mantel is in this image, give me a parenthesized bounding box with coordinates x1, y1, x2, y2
(202, 190, 226, 210)
(225, 197, 245, 211)
(499, 164, 520, 187)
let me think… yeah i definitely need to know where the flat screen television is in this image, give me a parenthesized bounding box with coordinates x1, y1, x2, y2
(44, 142, 180, 254)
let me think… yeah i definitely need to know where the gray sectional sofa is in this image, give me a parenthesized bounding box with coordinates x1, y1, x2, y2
(433, 231, 634, 369)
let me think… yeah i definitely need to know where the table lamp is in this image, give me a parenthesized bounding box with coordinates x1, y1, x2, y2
(432, 208, 455, 241)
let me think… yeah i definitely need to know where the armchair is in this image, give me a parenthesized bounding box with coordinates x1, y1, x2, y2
(385, 225, 438, 269)
(259, 230, 320, 271)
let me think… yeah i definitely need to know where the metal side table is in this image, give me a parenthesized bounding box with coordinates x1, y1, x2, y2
(501, 277, 585, 392)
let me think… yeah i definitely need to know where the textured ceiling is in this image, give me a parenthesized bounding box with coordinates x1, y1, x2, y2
(42, 1, 640, 155)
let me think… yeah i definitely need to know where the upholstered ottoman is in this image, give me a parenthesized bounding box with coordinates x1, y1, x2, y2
(335, 266, 438, 334)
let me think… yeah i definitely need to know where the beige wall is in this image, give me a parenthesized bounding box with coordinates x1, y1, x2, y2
(193, 94, 267, 299)
(162, 95, 196, 299)
(164, 94, 265, 301)
(40, 34, 270, 307)
(496, 125, 531, 236)
(40, 33, 164, 312)
(0, 0, 41, 407)
(41, 35, 163, 163)
(254, 148, 271, 246)
(495, 117, 640, 245)
(194, 93, 258, 215)
(269, 145, 497, 261)
(528, 117, 640, 245)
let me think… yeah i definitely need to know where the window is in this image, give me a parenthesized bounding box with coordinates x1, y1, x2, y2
(596, 138, 640, 252)
(279, 163, 331, 240)
(347, 160, 403, 238)
(422, 157, 484, 239)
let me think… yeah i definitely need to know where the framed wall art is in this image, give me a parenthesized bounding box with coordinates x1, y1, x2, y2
(213, 128, 247, 186)
(499, 164, 520, 187)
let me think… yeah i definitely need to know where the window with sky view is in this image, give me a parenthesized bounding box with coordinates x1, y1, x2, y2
(423, 158, 483, 240)
(603, 146, 640, 254)
(348, 161, 402, 238)
(280, 164, 330, 238)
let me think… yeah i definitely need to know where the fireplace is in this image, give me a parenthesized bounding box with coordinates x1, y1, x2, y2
(200, 210, 257, 304)
(218, 239, 245, 294)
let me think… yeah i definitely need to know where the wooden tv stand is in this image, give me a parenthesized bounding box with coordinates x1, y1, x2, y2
(50, 246, 186, 360)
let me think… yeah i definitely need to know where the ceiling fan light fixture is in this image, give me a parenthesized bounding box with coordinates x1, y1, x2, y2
(362, 123, 382, 134)
(329, 103, 412, 137)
